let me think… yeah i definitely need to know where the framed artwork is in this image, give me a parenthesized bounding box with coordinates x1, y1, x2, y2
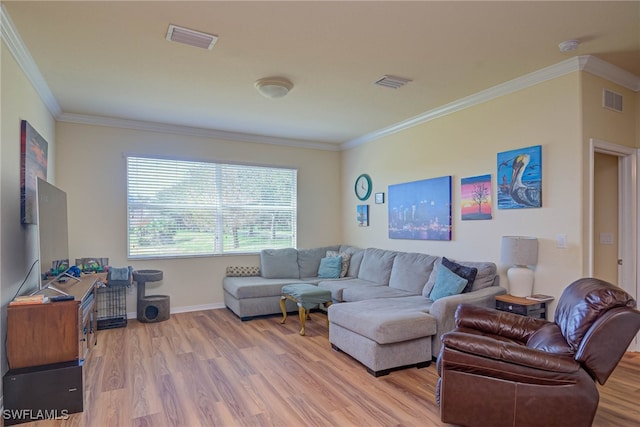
(357, 205, 369, 227)
(388, 176, 452, 241)
(497, 145, 541, 209)
(375, 192, 385, 204)
(461, 174, 492, 220)
(20, 120, 49, 224)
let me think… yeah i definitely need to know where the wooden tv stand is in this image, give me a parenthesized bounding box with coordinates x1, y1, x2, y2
(6, 274, 99, 369)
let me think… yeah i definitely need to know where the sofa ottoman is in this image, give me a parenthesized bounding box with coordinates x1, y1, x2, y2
(328, 296, 436, 376)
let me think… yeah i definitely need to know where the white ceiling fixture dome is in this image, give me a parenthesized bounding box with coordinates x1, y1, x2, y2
(255, 77, 293, 99)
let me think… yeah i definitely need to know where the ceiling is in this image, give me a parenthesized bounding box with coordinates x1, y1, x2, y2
(3, 1, 639, 147)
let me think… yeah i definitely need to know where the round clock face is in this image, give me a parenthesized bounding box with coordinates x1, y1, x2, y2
(355, 174, 372, 201)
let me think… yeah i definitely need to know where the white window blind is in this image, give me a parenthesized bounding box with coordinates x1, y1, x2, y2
(127, 156, 297, 258)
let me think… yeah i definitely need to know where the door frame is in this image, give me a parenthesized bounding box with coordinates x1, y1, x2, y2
(588, 138, 638, 351)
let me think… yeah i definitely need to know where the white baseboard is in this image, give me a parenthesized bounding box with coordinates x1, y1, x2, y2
(125, 302, 225, 319)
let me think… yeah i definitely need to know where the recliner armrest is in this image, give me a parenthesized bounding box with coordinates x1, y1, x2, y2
(441, 331, 579, 373)
(455, 304, 550, 342)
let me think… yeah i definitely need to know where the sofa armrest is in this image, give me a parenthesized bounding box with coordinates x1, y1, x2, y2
(429, 286, 507, 355)
(455, 304, 551, 342)
(441, 331, 579, 373)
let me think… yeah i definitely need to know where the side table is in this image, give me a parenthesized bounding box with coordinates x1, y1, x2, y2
(495, 294, 552, 319)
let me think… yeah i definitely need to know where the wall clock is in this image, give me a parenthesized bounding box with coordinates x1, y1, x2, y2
(354, 174, 372, 201)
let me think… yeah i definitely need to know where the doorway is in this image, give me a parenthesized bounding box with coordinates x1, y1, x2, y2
(588, 138, 638, 350)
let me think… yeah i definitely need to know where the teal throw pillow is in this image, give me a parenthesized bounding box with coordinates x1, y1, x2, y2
(429, 264, 468, 301)
(318, 256, 342, 279)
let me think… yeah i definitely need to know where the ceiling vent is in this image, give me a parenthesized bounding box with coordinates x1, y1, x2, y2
(374, 75, 412, 89)
(166, 24, 218, 50)
(603, 89, 623, 112)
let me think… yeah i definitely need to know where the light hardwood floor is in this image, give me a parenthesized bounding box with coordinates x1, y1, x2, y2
(16, 308, 640, 427)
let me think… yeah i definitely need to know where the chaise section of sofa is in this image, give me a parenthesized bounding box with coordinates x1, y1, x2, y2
(327, 254, 506, 375)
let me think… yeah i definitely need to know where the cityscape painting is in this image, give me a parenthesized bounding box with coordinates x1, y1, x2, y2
(461, 174, 492, 220)
(388, 176, 452, 241)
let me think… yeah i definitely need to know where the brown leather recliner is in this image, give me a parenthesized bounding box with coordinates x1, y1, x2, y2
(436, 277, 640, 427)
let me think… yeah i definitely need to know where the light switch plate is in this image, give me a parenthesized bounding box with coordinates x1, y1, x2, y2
(556, 234, 567, 249)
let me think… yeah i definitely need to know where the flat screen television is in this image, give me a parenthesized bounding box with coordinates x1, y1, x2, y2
(35, 177, 77, 294)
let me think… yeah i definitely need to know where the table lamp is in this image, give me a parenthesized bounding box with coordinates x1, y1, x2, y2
(501, 236, 538, 297)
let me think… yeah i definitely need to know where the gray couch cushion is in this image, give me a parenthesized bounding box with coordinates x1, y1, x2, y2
(340, 246, 364, 277)
(358, 248, 397, 285)
(342, 285, 416, 302)
(328, 296, 436, 344)
(318, 278, 377, 302)
(388, 252, 437, 294)
(260, 248, 299, 279)
(223, 276, 304, 299)
(297, 245, 339, 278)
(423, 258, 498, 296)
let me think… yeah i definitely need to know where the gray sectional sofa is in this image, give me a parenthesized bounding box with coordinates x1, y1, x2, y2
(223, 245, 506, 376)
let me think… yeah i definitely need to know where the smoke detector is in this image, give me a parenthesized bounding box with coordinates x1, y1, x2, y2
(558, 39, 579, 53)
(166, 24, 218, 50)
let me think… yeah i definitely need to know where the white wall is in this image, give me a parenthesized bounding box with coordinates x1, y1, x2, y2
(55, 122, 342, 312)
(1, 41, 56, 373)
(341, 73, 584, 316)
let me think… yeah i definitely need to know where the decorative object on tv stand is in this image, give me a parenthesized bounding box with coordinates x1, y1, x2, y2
(133, 269, 169, 323)
(501, 236, 538, 297)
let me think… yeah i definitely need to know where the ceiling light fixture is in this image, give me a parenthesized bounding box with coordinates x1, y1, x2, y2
(558, 39, 580, 53)
(255, 77, 293, 99)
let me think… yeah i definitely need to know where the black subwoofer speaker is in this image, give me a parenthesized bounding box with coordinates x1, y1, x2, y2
(2, 360, 83, 425)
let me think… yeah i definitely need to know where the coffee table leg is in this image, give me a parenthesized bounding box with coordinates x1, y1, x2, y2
(325, 301, 332, 327)
(280, 296, 287, 324)
(298, 304, 307, 336)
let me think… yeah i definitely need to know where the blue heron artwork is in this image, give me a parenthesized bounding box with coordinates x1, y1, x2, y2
(497, 145, 542, 209)
(388, 176, 452, 240)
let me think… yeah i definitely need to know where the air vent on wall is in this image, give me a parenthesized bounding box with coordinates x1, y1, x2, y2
(166, 24, 218, 50)
(603, 89, 623, 112)
(374, 75, 412, 89)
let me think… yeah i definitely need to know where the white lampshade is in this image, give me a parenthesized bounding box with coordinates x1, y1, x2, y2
(501, 236, 538, 266)
(501, 236, 538, 297)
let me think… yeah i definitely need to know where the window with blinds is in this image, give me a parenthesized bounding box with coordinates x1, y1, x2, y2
(127, 156, 297, 258)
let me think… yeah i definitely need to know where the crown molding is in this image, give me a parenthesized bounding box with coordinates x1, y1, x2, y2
(57, 113, 341, 151)
(4, 1, 638, 153)
(342, 55, 639, 150)
(1, 4, 61, 117)
(579, 55, 640, 92)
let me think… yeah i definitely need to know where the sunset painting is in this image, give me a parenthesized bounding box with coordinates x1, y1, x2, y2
(461, 174, 492, 220)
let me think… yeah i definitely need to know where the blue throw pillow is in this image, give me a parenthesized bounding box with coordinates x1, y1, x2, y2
(317, 256, 342, 279)
(429, 264, 468, 301)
